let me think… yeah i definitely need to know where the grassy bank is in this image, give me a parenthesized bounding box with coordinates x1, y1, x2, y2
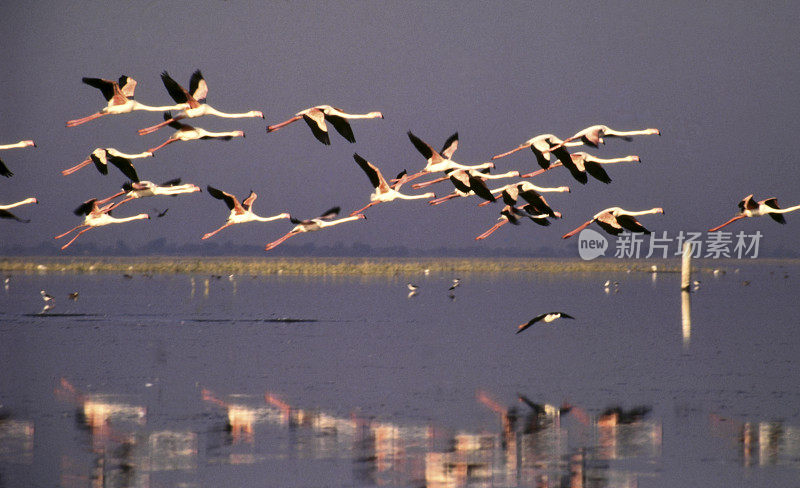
(0, 256, 781, 276)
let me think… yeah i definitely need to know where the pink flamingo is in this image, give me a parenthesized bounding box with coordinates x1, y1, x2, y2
(266, 105, 383, 145)
(492, 133, 582, 169)
(265, 207, 366, 251)
(0, 140, 36, 177)
(561, 206, 664, 239)
(54, 199, 149, 250)
(137, 70, 264, 135)
(709, 194, 800, 231)
(476, 204, 560, 240)
(0, 197, 38, 223)
(403, 131, 494, 185)
(349, 153, 434, 215)
(147, 113, 245, 153)
(202, 186, 290, 239)
(551, 124, 660, 150)
(61, 148, 152, 179)
(96, 179, 202, 207)
(521, 152, 640, 182)
(66, 76, 186, 127)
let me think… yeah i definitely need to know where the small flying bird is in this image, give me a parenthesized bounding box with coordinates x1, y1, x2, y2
(0, 197, 38, 223)
(54, 199, 150, 250)
(266, 105, 383, 145)
(40, 290, 55, 313)
(68, 292, 79, 301)
(137, 70, 264, 135)
(147, 112, 245, 154)
(561, 207, 664, 239)
(154, 208, 169, 218)
(0, 140, 36, 177)
(349, 153, 435, 215)
(265, 207, 366, 251)
(709, 194, 800, 231)
(551, 124, 660, 150)
(516, 312, 575, 334)
(202, 186, 290, 239)
(66, 75, 186, 127)
(448, 278, 460, 290)
(61, 148, 152, 178)
(407, 283, 419, 298)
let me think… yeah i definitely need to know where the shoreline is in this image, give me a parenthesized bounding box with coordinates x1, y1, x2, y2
(1, 256, 795, 276)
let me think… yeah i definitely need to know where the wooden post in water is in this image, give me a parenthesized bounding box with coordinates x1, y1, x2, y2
(680, 242, 693, 291)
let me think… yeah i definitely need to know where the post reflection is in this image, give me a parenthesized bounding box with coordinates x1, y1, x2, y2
(681, 290, 692, 347)
(710, 413, 800, 467)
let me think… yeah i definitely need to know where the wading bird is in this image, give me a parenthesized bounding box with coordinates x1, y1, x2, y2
(0, 140, 36, 177)
(202, 186, 290, 239)
(403, 131, 494, 185)
(709, 194, 800, 231)
(137, 70, 264, 135)
(61, 148, 152, 179)
(491, 133, 581, 169)
(266, 105, 383, 145)
(0, 197, 38, 223)
(476, 204, 559, 240)
(561, 207, 664, 239)
(66, 76, 186, 127)
(349, 153, 435, 215)
(40, 290, 55, 313)
(265, 207, 366, 251)
(521, 152, 640, 182)
(54, 199, 150, 250)
(553, 124, 660, 149)
(96, 179, 201, 207)
(516, 312, 575, 334)
(147, 113, 245, 153)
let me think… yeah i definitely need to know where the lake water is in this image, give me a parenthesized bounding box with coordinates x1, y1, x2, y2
(1, 261, 799, 487)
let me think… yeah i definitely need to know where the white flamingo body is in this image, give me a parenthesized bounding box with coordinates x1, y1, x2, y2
(476, 204, 556, 240)
(404, 131, 494, 185)
(66, 76, 186, 127)
(265, 207, 366, 251)
(202, 186, 290, 239)
(492, 133, 582, 170)
(709, 194, 800, 231)
(559, 124, 660, 148)
(0, 140, 36, 178)
(138, 70, 264, 135)
(561, 206, 664, 239)
(97, 179, 201, 207)
(54, 199, 149, 249)
(521, 152, 640, 182)
(267, 105, 383, 145)
(350, 153, 435, 215)
(147, 114, 245, 153)
(0, 197, 38, 223)
(62, 148, 152, 178)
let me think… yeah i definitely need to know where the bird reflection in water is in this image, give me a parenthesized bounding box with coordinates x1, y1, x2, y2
(710, 413, 800, 467)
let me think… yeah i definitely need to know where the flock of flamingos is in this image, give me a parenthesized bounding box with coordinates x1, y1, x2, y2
(2, 70, 799, 251)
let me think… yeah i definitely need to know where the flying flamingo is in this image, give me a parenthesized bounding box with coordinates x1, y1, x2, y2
(0, 140, 36, 178)
(0, 197, 38, 223)
(349, 153, 435, 215)
(403, 131, 494, 185)
(477, 181, 570, 208)
(147, 112, 245, 153)
(561, 206, 664, 239)
(427, 168, 521, 205)
(202, 186, 290, 239)
(491, 133, 582, 169)
(709, 194, 800, 231)
(66, 76, 186, 127)
(95, 179, 201, 207)
(521, 152, 640, 182)
(54, 199, 149, 250)
(61, 148, 152, 179)
(476, 204, 559, 240)
(137, 70, 264, 135)
(265, 207, 366, 251)
(551, 124, 660, 150)
(266, 105, 383, 145)
(516, 313, 575, 333)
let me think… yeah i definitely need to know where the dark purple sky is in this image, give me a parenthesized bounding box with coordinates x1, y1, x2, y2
(2, 1, 799, 254)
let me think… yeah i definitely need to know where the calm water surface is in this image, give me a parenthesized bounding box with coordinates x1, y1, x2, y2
(1, 262, 799, 487)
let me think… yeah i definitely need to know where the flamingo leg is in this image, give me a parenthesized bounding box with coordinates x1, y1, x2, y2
(561, 219, 594, 239)
(266, 116, 302, 133)
(395, 171, 428, 187)
(265, 231, 297, 251)
(476, 220, 508, 240)
(61, 158, 93, 176)
(137, 116, 181, 135)
(54, 224, 88, 240)
(147, 138, 176, 154)
(60, 227, 93, 249)
(428, 193, 459, 206)
(491, 145, 526, 160)
(66, 112, 107, 128)
(95, 191, 126, 206)
(107, 196, 135, 210)
(709, 215, 745, 232)
(520, 166, 554, 178)
(202, 222, 234, 240)
(349, 201, 379, 216)
(411, 175, 448, 189)
(477, 199, 495, 207)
